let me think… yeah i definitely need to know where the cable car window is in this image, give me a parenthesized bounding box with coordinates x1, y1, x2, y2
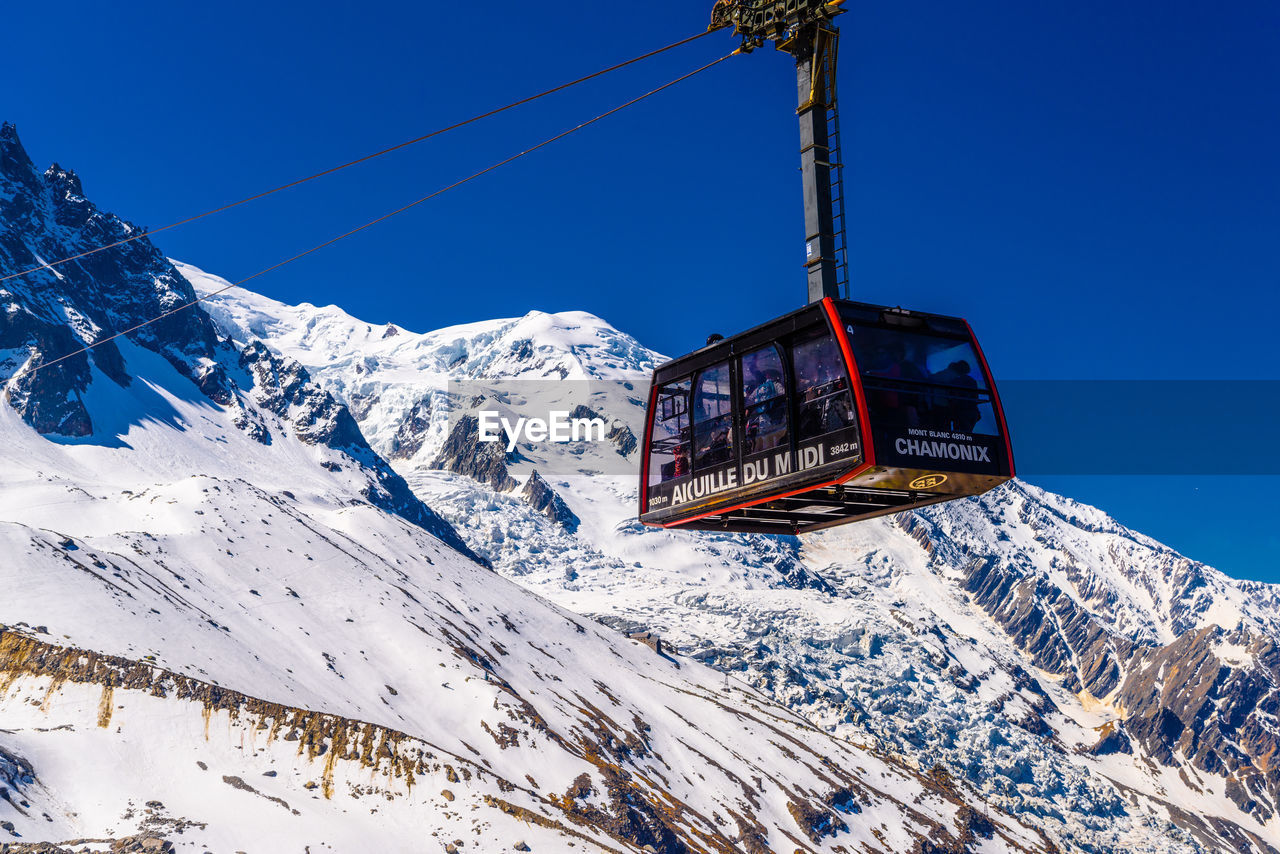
(740, 345, 788, 455)
(692, 362, 735, 469)
(851, 327, 998, 435)
(851, 328, 988, 389)
(649, 378, 691, 486)
(793, 332, 856, 443)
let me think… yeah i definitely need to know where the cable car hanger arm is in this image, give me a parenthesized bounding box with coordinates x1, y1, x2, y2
(708, 0, 850, 303)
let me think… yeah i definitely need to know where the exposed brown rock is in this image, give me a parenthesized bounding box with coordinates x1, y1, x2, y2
(431, 414, 517, 492)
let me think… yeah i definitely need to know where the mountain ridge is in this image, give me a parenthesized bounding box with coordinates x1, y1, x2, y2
(0, 123, 479, 563)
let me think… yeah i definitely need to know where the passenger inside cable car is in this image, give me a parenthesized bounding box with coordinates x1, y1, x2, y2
(742, 347, 787, 454)
(850, 325, 998, 443)
(794, 331, 855, 442)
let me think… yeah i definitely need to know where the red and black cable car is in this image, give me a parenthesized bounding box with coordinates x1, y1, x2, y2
(639, 298, 1014, 534)
(639, 0, 1014, 533)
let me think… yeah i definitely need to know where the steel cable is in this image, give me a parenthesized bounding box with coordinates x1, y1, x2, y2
(10, 51, 735, 382)
(0, 30, 717, 287)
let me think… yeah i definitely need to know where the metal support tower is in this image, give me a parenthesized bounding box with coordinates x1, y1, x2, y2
(711, 0, 850, 303)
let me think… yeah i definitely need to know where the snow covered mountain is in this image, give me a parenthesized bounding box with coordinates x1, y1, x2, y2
(0, 124, 1067, 853)
(191, 265, 1280, 852)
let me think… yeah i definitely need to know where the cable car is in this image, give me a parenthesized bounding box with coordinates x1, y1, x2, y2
(638, 0, 1015, 534)
(639, 298, 1014, 534)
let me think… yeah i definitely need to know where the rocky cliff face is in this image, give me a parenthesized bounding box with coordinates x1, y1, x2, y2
(0, 123, 221, 437)
(521, 470, 580, 531)
(431, 413, 519, 492)
(0, 123, 474, 563)
(924, 487, 1280, 828)
(1116, 626, 1279, 821)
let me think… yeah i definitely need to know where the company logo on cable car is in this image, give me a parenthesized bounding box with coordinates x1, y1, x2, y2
(909, 473, 948, 490)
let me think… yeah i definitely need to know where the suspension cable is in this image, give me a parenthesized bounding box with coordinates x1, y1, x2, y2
(0, 30, 717, 287)
(11, 52, 735, 383)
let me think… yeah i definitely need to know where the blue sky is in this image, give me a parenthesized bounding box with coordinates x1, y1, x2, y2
(3, 1, 1278, 578)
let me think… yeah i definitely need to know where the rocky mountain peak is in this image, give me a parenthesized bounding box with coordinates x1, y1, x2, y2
(0, 123, 222, 436)
(431, 413, 518, 492)
(521, 470, 579, 531)
(0, 125, 478, 565)
(0, 124, 40, 200)
(42, 162, 83, 197)
(0, 121, 26, 158)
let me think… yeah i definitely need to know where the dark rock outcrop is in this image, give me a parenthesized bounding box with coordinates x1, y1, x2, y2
(0, 744, 35, 811)
(607, 422, 637, 456)
(240, 341, 364, 449)
(431, 414, 518, 492)
(565, 404, 636, 457)
(386, 395, 432, 460)
(521, 471, 579, 531)
(0, 837, 174, 853)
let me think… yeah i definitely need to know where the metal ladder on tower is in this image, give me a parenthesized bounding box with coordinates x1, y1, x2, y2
(818, 28, 850, 299)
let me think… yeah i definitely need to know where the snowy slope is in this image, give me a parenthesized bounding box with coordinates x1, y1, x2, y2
(0, 336, 1045, 853)
(192, 267, 1280, 854)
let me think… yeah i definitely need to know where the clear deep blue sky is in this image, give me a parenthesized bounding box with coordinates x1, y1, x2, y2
(4, 2, 1278, 579)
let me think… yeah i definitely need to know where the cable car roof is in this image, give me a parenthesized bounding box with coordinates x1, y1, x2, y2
(653, 299, 978, 383)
